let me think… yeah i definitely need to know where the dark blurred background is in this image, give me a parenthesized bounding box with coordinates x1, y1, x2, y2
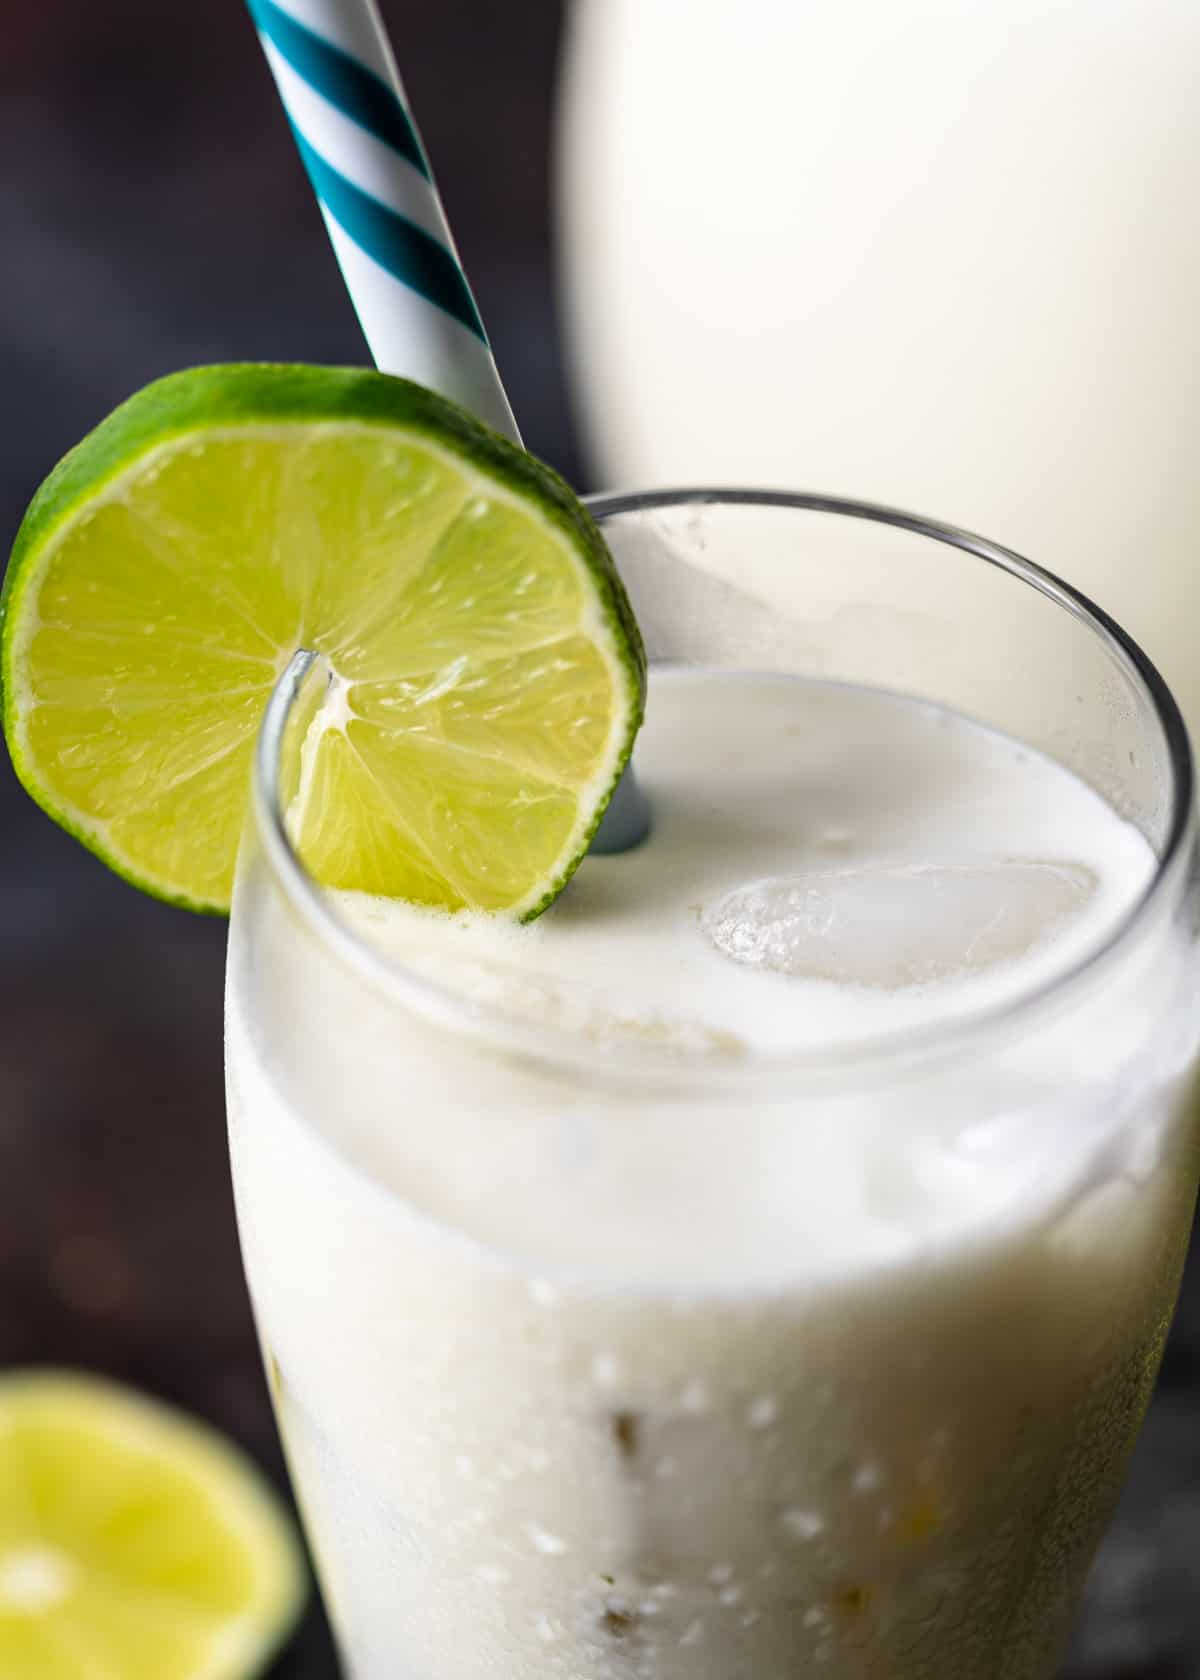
(0, 3, 1196, 1676)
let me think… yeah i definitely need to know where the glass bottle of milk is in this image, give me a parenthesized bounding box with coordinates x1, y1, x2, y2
(558, 0, 1200, 731)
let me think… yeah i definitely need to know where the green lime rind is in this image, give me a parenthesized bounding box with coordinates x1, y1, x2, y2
(1, 365, 646, 918)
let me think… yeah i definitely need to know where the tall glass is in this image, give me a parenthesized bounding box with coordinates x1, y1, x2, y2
(226, 493, 1200, 1679)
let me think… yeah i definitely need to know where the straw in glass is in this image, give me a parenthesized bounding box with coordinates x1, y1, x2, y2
(243, 0, 648, 851)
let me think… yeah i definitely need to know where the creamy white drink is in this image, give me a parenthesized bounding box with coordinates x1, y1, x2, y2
(226, 667, 1199, 1680)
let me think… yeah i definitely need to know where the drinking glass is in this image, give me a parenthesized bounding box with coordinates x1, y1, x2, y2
(226, 491, 1200, 1679)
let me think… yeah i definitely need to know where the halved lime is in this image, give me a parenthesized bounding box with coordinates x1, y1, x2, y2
(2, 366, 645, 916)
(0, 1371, 305, 1679)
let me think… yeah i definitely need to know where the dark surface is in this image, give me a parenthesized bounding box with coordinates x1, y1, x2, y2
(1, 3, 1197, 1675)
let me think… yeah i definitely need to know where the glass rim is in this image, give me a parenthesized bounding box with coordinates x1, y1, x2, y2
(249, 486, 1196, 1092)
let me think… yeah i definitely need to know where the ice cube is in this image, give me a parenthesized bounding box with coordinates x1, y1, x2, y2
(701, 861, 1097, 989)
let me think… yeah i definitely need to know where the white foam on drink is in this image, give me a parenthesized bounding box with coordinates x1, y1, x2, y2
(338, 671, 1153, 1058)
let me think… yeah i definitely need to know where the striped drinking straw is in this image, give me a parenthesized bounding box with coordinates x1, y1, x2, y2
(244, 0, 519, 440)
(243, 0, 649, 852)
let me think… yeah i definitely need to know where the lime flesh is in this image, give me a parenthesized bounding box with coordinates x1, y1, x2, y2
(0, 1372, 305, 1680)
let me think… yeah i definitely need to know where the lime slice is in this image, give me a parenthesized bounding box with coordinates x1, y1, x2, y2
(0, 1371, 305, 1680)
(2, 365, 645, 916)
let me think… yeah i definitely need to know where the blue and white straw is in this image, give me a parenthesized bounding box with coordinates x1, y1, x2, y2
(244, 0, 648, 853)
(245, 0, 519, 441)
